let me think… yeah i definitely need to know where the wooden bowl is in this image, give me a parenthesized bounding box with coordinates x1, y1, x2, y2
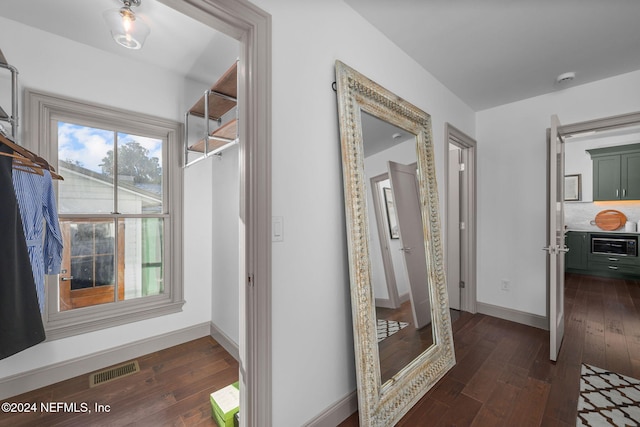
(594, 209, 627, 231)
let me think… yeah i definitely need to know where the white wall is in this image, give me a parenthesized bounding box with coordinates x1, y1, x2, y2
(476, 69, 640, 317)
(0, 16, 223, 384)
(250, 0, 474, 425)
(210, 145, 240, 344)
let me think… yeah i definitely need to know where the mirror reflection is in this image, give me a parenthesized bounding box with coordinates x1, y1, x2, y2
(335, 60, 455, 427)
(361, 111, 434, 384)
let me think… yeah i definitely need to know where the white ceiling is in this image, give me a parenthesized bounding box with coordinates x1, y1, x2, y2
(0, 0, 238, 86)
(361, 110, 412, 158)
(2, 1, 640, 112)
(345, 0, 640, 111)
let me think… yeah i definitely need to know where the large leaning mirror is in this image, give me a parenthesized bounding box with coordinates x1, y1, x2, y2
(335, 60, 455, 426)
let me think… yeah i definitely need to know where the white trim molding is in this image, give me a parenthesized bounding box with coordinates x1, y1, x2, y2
(303, 391, 358, 427)
(210, 321, 240, 362)
(477, 302, 548, 330)
(444, 123, 478, 314)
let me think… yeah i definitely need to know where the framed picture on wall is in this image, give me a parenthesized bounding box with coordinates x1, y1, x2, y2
(383, 187, 400, 239)
(564, 174, 581, 201)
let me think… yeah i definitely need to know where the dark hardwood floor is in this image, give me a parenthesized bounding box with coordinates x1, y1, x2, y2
(340, 273, 640, 426)
(2, 272, 639, 426)
(0, 337, 238, 427)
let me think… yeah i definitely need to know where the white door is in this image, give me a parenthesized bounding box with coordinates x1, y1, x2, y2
(388, 161, 432, 329)
(547, 114, 567, 361)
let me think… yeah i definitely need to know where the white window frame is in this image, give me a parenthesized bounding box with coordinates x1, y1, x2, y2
(25, 89, 184, 340)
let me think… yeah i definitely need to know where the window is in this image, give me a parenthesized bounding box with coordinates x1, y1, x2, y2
(27, 90, 184, 339)
(57, 123, 165, 311)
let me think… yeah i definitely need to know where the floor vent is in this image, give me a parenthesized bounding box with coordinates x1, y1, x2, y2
(89, 361, 140, 388)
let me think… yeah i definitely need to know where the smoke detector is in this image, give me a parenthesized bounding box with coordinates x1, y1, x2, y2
(556, 72, 576, 84)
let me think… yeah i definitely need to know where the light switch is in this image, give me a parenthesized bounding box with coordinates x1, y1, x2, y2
(272, 216, 284, 242)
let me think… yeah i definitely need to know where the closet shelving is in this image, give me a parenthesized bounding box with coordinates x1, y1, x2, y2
(0, 48, 62, 180)
(0, 48, 19, 139)
(184, 60, 238, 167)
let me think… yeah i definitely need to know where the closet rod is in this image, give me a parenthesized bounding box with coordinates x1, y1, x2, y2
(184, 139, 238, 168)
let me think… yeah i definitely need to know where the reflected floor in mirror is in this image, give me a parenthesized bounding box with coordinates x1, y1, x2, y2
(377, 305, 460, 384)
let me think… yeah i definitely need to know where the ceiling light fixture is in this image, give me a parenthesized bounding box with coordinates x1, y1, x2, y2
(103, 0, 150, 50)
(556, 71, 576, 84)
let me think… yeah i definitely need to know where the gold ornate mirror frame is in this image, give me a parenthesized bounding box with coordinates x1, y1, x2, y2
(335, 60, 455, 426)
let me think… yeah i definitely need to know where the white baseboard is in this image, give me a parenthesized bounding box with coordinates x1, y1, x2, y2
(375, 297, 395, 309)
(0, 322, 210, 400)
(303, 390, 358, 427)
(209, 321, 239, 362)
(476, 302, 548, 330)
(375, 292, 410, 310)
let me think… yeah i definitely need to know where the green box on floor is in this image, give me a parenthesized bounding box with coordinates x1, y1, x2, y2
(210, 381, 239, 427)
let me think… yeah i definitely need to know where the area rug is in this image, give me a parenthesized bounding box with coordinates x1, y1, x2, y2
(577, 363, 640, 426)
(377, 319, 409, 343)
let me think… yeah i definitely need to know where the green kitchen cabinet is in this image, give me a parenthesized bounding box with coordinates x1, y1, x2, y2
(588, 143, 640, 201)
(587, 251, 640, 277)
(621, 151, 640, 199)
(565, 231, 588, 271)
(565, 231, 640, 278)
(592, 155, 620, 200)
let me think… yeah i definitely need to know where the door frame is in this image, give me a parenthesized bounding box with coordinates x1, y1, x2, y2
(444, 123, 477, 313)
(160, 0, 272, 425)
(557, 111, 640, 136)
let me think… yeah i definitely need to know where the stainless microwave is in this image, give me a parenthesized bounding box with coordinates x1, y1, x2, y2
(591, 235, 638, 256)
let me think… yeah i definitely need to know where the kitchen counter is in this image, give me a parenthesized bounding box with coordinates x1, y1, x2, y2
(565, 228, 640, 235)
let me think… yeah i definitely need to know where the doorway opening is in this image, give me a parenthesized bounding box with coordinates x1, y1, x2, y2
(445, 123, 477, 314)
(547, 111, 640, 362)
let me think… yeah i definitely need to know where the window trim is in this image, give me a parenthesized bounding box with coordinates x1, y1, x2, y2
(25, 89, 184, 340)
